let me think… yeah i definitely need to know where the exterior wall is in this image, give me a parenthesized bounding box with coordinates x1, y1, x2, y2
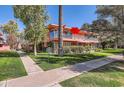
(0, 45, 10, 51)
(0, 38, 10, 51)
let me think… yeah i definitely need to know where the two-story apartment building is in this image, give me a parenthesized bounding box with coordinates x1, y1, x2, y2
(48, 24, 99, 53)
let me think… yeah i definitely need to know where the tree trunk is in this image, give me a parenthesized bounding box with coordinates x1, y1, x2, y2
(114, 38, 118, 49)
(101, 42, 106, 50)
(34, 40, 37, 56)
(58, 5, 63, 56)
(114, 42, 118, 49)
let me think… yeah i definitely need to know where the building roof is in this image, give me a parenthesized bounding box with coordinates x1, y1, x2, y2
(48, 24, 93, 35)
(48, 24, 71, 31)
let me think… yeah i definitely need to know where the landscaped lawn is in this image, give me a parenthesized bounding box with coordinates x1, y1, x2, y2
(60, 61, 124, 87)
(29, 50, 113, 71)
(0, 51, 27, 81)
(102, 48, 124, 54)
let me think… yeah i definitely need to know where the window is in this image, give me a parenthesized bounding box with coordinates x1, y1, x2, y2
(63, 42, 71, 46)
(54, 31, 58, 38)
(50, 31, 54, 40)
(64, 32, 72, 39)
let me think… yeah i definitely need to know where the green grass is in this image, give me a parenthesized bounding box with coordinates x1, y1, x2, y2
(29, 52, 111, 71)
(0, 51, 27, 81)
(60, 61, 124, 87)
(102, 48, 124, 54)
(29, 48, 124, 71)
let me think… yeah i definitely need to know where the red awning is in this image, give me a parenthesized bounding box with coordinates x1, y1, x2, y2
(70, 27, 80, 34)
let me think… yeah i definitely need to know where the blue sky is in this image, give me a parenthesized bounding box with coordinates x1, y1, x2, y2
(0, 5, 97, 31)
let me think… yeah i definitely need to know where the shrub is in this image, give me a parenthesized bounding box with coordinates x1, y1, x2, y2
(95, 48, 102, 52)
(63, 46, 71, 54)
(63, 46, 93, 54)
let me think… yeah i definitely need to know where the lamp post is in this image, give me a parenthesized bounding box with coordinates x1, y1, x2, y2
(58, 5, 63, 56)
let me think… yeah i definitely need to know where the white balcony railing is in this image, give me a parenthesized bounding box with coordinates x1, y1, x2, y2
(50, 31, 98, 42)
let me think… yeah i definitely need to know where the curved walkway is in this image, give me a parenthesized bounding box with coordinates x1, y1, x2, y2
(0, 54, 123, 87)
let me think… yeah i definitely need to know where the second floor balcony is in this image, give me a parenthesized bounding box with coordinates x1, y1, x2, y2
(49, 31, 98, 42)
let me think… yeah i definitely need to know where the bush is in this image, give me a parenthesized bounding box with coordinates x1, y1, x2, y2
(63, 46, 93, 54)
(95, 48, 102, 52)
(63, 46, 71, 54)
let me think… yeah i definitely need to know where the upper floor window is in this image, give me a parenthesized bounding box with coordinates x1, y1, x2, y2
(54, 31, 58, 38)
(50, 31, 54, 40)
(63, 31, 72, 38)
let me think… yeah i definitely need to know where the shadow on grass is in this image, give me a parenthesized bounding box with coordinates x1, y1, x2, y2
(35, 54, 106, 65)
(67, 60, 124, 73)
(29, 50, 124, 71)
(90, 61, 124, 73)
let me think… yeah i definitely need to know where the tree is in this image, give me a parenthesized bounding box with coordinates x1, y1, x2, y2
(91, 18, 124, 49)
(96, 5, 124, 48)
(91, 19, 113, 31)
(2, 20, 18, 49)
(91, 19, 115, 49)
(96, 6, 124, 27)
(80, 23, 91, 31)
(13, 5, 49, 56)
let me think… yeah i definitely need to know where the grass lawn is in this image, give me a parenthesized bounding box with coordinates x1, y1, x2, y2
(102, 48, 124, 54)
(29, 48, 124, 71)
(0, 51, 27, 81)
(60, 61, 124, 87)
(29, 51, 112, 71)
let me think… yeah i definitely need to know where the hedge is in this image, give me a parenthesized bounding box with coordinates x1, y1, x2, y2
(63, 46, 93, 54)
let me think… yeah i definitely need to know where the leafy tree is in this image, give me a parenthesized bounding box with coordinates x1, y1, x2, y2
(96, 5, 124, 48)
(2, 20, 18, 49)
(80, 23, 91, 31)
(91, 19, 114, 49)
(91, 19, 113, 31)
(13, 5, 49, 56)
(96, 5, 124, 30)
(91, 18, 124, 49)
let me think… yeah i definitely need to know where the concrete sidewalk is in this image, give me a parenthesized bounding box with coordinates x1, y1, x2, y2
(1, 54, 123, 87)
(17, 51, 44, 75)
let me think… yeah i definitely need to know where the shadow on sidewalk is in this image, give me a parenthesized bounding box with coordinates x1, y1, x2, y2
(61, 56, 124, 73)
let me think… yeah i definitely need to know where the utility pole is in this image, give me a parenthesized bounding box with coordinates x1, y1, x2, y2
(58, 5, 63, 56)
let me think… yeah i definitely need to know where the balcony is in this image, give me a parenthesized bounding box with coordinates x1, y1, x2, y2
(49, 31, 98, 43)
